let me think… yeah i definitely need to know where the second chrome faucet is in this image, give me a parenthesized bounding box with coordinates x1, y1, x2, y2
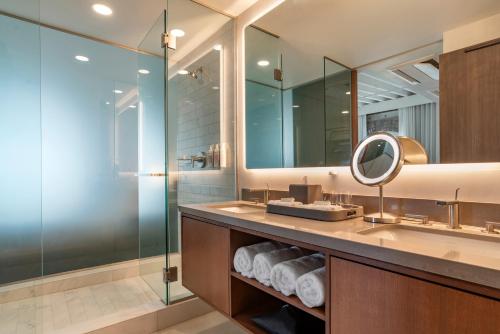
(436, 188, 461, 229)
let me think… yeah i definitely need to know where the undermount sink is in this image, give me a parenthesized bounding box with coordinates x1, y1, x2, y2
(358, 224, 500, 260)
(212, 203, 266, 214)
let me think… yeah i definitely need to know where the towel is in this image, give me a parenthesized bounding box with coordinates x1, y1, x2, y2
(233, 241, 283, 278)
(253, 246, 304, 286)
(296, 267, 326, 308)
(270, 253, 325, 296)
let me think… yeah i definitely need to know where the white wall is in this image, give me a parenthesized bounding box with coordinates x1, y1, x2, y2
(443, 13, 500, 52)
(236, 2, 500, 204)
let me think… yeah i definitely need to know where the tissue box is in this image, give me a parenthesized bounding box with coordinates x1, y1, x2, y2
(289, 184, 322, 204)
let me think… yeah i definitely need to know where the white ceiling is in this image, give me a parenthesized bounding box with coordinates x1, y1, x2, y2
(0, 0, 235, 58)
(195, 0, 259, 16)
(255, 0, 500, 68)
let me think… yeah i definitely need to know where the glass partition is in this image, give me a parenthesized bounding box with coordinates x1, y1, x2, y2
(166, 0, 235, 303)
(245, 26, 283, 168)
(245, 25, 353, 168)
(325, 58, 353, 166)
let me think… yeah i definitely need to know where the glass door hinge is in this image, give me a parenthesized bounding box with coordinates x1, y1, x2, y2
(163, 266, 178, 283)
(274, 68, 283, 81)
(161, 32, 177, 50)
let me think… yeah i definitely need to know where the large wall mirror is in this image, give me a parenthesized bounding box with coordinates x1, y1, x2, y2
(245, 26, 354, 168)
(245, 0, 500, 169)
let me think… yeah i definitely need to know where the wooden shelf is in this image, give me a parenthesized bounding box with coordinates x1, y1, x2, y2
(231, 271, 326, 321)
(232, 304, 279, 334)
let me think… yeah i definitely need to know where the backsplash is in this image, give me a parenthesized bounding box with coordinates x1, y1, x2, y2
(241, 187, 500, 228)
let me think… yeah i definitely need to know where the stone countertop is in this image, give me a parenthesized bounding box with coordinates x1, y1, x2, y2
(179, 201, 500, 290)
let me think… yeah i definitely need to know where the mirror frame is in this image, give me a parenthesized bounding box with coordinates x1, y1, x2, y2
(350, 132, 404, 187)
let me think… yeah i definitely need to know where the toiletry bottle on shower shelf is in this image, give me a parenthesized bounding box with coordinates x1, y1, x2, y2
(214, 144, 220, 169)
(207, 145, 214, 168)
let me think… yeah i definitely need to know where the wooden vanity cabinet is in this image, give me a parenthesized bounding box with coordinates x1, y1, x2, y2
(181, 216, 230, 314)
(330, 257, 500, 334)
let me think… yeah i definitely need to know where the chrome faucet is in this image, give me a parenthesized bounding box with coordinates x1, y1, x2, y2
(247, 184, 270, 205)
(482, 221, 500, 234)
(436, 188, 461, 229)
(263, 183, 270, 205)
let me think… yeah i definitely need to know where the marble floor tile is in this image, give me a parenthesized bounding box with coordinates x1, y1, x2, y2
(0, 277, 164, 334)
(154, 311, 245, 334)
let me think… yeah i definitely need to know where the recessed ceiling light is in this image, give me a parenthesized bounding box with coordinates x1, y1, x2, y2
(341, 110, 350, 114)
(113, 89, 123, 94)
(346, 91, 351, 95)
(170, 29, 185, 37)
(105, 101, 110, 105)
(213, 44, 222, 51)
(129, 105, 137, 109)
(75, 55, 89, 62)
(292, 105, 300, 108)
(178, 70, 189, 75)
(92, 4, 112, 16)
(257, 60, 270, 67)
(138, 69, 150, 74)
(212, 86, 220, 90)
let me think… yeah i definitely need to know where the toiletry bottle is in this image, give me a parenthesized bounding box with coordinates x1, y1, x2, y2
(207, 145, 214, 168)
(214, 144, 220, 168)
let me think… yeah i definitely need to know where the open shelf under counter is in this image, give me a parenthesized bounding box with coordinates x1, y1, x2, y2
(231, 271, 326, 321)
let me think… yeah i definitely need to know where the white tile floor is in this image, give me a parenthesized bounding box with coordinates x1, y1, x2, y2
(154, 311, 245, 334)
(0, 277, 164, 334)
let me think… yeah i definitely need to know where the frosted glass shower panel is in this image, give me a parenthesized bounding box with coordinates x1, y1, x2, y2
(0, 13, 42, 284)
(40, 27, 140, 275)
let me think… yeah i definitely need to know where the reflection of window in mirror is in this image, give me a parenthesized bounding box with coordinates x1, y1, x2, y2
(357, 41, 441, 163)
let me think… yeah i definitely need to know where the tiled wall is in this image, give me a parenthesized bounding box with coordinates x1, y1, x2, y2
(169, 22, 237, 206)
(174, 51, 221, 167)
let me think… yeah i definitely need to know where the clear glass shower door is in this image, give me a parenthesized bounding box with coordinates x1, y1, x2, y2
(137, 10, 169, 303)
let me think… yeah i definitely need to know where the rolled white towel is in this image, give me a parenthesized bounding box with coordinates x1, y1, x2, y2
(233, 241, 283, 278)
(296, 267, 326, 308)
(270, 253, 325, 296)
(253, 247, 304, 286)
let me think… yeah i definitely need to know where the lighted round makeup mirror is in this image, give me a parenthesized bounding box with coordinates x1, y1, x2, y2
(351, 132, 428, 224)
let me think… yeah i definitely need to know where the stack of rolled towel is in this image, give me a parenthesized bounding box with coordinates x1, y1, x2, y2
(233, 241, 284, 278)
(233, 242, 326, 308)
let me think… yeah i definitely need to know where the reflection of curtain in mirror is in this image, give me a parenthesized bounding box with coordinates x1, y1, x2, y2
(398, 103, 439, 163)
(358, 115, 368, 141)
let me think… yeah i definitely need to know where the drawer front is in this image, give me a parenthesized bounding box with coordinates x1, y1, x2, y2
(331, 256, 500, 334)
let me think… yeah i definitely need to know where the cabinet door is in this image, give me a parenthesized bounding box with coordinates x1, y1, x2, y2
(440, 39, 500, 163)
(182, 216, 230, 314)
(331, 257, 500, 334)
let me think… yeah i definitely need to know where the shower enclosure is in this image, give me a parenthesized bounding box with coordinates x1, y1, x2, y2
(0, 0, 235, 332)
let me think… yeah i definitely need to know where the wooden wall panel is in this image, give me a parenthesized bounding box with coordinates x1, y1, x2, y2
(440, 38, 500, 163)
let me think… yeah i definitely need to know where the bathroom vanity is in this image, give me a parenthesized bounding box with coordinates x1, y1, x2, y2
(179, 202, 500, 334)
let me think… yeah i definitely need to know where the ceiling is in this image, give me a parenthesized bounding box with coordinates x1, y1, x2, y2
(255, 0, 500, 68)
(194, 0, 259, 16)
(358, 41, 442, 112)
(0, 0, 237, 59)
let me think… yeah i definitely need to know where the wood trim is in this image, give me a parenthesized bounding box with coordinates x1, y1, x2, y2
(350, 70, 358, 150)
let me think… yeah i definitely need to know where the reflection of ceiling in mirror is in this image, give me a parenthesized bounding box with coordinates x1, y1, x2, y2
(254, 0, 500, 68)
(358, 41, 442, 114)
